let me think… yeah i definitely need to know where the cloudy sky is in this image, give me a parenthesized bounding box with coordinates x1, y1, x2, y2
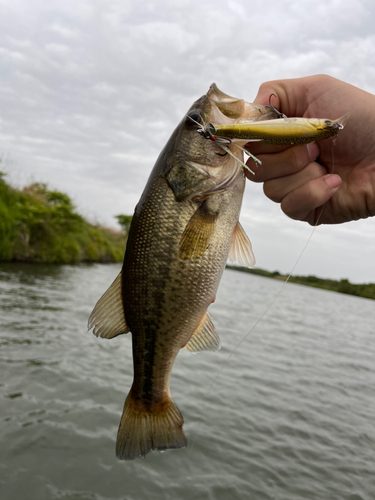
(1, 0, 374, 282)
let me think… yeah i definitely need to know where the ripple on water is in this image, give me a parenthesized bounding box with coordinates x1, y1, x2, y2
(1, 264, 375, 500)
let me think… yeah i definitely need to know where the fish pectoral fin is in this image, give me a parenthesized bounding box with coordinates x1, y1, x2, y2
(179, 202, 218, 260)
(184, 311, 221, 353)
(228, 222, 255, 269)
(88, 271, 130, 339)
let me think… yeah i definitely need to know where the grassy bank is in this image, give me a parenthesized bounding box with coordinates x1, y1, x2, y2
(2, 171, 373, 300)
(227, 265, 375, 301)
(0, 172, 126, 264)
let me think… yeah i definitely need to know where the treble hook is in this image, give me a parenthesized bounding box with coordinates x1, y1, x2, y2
(268, 93, 287, 119)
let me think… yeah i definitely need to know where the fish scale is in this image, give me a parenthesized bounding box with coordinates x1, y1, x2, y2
(115, 160, 245, 459)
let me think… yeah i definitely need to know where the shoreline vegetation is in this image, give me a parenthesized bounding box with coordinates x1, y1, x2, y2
(0, 172, 127, 264)
(226, 265, 375, 301)
(1, 172, 374, 300)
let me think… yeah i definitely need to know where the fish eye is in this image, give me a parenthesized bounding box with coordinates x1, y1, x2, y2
(186, 112, 203, 127)
(325, 120, 332, 126)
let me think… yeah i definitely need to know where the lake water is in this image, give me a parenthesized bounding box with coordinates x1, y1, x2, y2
(1, 262, 375, 500)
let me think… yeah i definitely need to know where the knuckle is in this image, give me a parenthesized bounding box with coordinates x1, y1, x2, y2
(309, 162, 328, 178)
(263, 180, 283, 203)
(288, 145, 309, 173)
(290, 147, 303, 171)
(281, 195, 303, 220)
(258, 81, 272, 93)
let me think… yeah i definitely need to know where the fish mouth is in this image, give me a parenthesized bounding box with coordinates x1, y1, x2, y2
(207, 83, 245, 120)
(206, 83, 280, 127)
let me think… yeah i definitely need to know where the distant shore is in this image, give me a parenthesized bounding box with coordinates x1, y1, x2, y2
(226, 265, 375, 301)
(2, 171, 373, 300)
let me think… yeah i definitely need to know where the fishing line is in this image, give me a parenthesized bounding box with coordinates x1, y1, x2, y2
(190, 137, 339, 450)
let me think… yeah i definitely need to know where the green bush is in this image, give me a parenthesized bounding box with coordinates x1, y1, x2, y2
(0, 172, 129, 264)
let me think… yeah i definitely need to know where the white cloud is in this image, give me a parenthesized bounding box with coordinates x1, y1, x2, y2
(0, 46, 26, 61)
(0, 0, 374, 281)
(48, 23, 80, 39)
(45, 42, 70, 54)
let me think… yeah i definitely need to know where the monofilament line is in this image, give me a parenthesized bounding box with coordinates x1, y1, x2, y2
(190, 138, 338, 451)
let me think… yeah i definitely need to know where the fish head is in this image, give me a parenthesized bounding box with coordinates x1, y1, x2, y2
(165, 84, 276, 202)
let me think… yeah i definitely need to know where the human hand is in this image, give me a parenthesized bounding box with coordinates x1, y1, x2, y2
(246, 75, 375, 225)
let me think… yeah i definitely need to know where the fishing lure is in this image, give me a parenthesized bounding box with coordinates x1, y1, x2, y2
(190, 95, 348, 175)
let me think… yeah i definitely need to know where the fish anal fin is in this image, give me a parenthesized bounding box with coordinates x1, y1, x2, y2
(88, 272, 130, 339)
(116, 392, 187, 461)
(179, 203, 218, 260)
(228, 222, 255, 269)
(184, 311, 221, 353)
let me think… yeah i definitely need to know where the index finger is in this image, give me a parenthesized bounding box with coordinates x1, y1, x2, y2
(253, 77, 314, 116)
(245, 142, 320, 182)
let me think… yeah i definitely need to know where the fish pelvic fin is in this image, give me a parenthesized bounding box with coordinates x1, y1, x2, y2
(184, 311, 221, 353)
(228, 222, 255, 269)
(88, 271, 130, 339)
(116, 391, 187, 461)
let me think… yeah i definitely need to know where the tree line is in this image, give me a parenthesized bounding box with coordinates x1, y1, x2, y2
(2, 171, 373, 300)
(226, 266, 375, 301)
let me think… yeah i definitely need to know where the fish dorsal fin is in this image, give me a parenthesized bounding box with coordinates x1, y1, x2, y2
(184, 311, 221, 352)
(88, 272, 130, 339)
(228, 222, 256, 268)
(179, 203, 218, 260)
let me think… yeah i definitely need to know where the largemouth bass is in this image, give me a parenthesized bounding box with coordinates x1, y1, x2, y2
(88, 84, 346, 461)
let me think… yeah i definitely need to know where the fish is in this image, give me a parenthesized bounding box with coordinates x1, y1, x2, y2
(88, 84, 346, 461)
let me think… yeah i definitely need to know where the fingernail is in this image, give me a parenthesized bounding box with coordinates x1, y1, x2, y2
(324, 174, 342, 190)
(307, 143, 320, 162)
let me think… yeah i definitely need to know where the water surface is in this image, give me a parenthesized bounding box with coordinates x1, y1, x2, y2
(1, 263, 375, 500)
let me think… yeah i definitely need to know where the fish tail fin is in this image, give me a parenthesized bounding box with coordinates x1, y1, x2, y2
(116, 391, 187, 460)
